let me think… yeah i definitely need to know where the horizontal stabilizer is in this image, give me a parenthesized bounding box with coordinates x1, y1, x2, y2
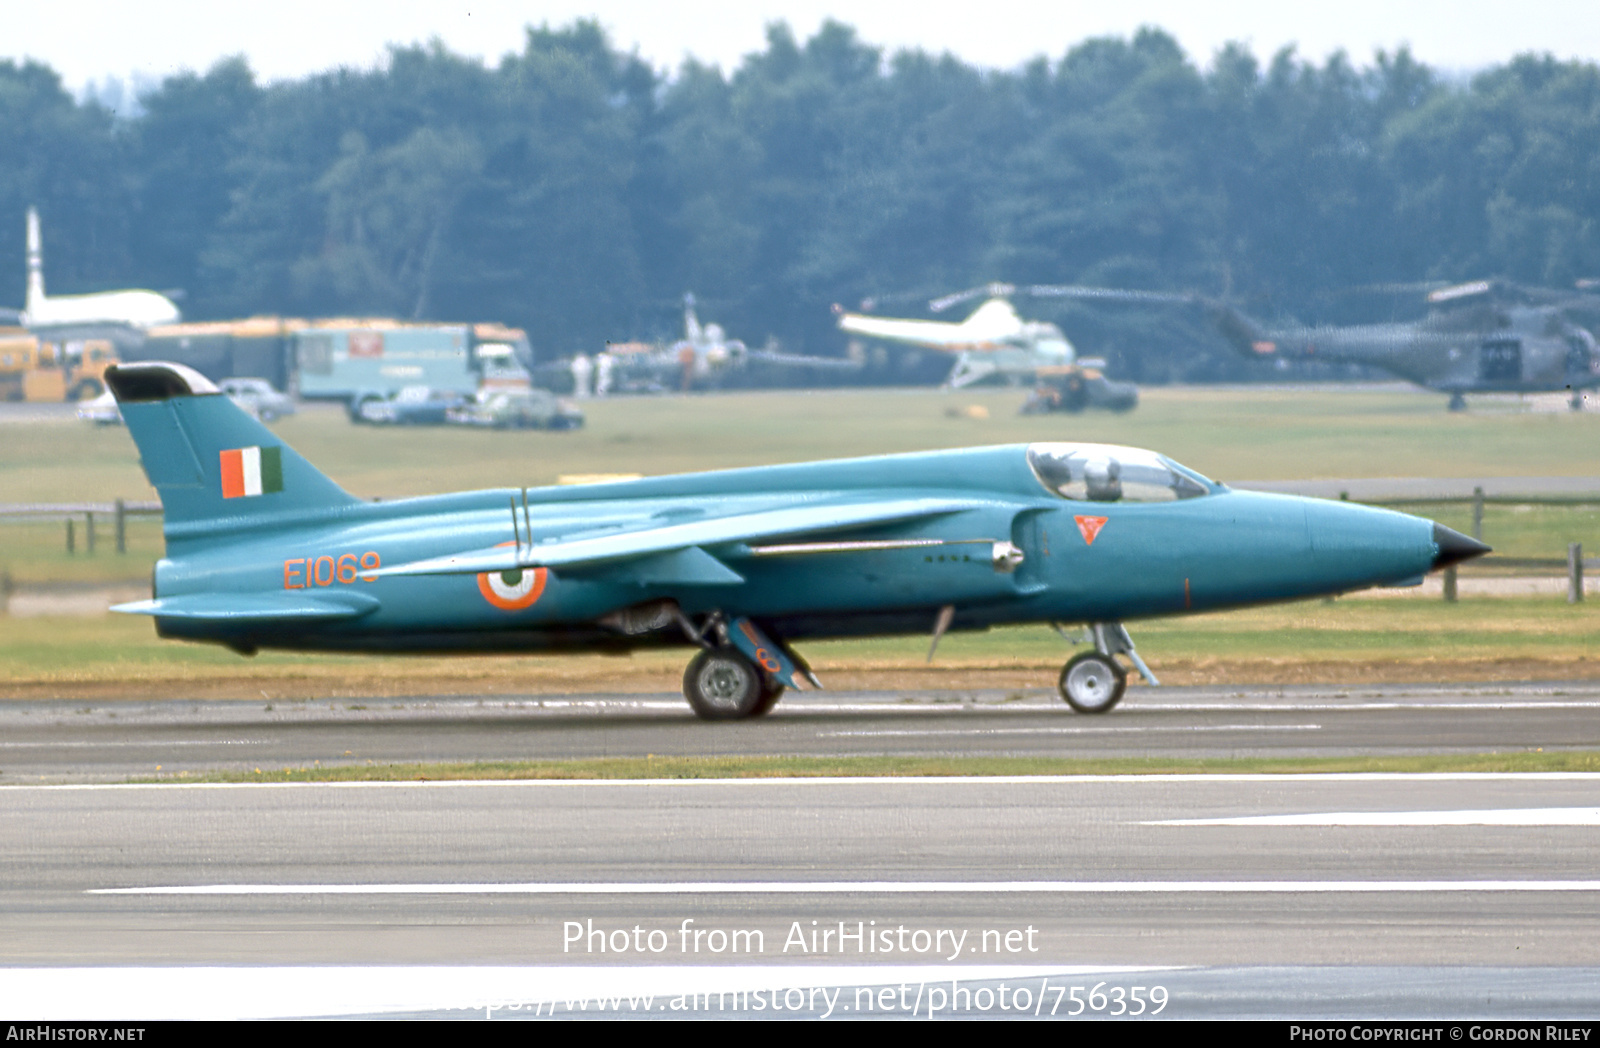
(374, 497, 980, 578)
(595, 546, 745, 586)
(112, 590, 380, 622)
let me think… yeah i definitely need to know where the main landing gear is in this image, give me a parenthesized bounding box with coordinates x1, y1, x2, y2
(675, 610, 801, 721)
(682, 647, 784, 721)
(1055, 622, 1159, 714)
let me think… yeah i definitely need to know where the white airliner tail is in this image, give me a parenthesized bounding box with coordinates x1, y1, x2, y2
(18, 207, 182, 337)
(25, 207, 44, 314)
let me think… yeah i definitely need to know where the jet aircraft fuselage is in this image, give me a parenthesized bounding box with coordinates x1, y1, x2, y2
(108, 362, 1484, 717)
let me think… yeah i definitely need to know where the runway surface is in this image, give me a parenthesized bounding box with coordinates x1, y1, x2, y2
(4, 682, 1599, 1019)
(2, 681, 1598, 782)
(4, 772, 1600, 1017)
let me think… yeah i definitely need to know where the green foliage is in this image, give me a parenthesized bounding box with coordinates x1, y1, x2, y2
(2, 23, 1598, 369)
(0, 60, 127, 291)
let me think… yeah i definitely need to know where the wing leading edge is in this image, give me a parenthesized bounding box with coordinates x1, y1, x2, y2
(373, 497, 984, 580)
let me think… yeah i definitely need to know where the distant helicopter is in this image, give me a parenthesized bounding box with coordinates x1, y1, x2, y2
(593, 294, 857, 394)
(966, 278, 1600, 412)
(834, 284, 1138, 412)
(1205, 280, 1600, 411)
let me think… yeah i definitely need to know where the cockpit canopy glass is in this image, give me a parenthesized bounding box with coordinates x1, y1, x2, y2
(1026, 442, 1213, 503)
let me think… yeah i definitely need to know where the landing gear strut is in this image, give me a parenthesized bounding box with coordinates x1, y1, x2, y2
(1055, 622, 1158, 714)
(1447, 392, 1467, 412)
(677, 611, 795, 721)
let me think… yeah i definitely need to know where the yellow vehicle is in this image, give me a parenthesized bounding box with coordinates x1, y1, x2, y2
(0, 330, 118, 402)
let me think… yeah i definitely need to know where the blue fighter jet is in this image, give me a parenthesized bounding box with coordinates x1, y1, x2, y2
(106, 362, 1489, 718)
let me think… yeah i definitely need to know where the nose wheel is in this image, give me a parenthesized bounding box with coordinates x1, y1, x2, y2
(1053, 621, 1157, 714)
(1059, 652, 1127, 713)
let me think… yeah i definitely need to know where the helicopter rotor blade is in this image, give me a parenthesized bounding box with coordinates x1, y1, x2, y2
(930, 283, 1199, 312)
(1338, 280, 1454, 297)
(928, 283, 1017, 313)
(1021, 284, 1196, 306)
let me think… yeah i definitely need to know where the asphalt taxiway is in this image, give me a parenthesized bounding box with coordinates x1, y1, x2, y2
(4, 682, 1599, 1019)
(4, 771, 1600, 1017)
(1, 681, 1597, 781)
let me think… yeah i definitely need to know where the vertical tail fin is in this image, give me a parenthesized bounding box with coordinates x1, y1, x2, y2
(25, 207, 44, 312)
(106, 362, 358, 543)
(683, 292, 702, 343)
(1202, 299, 1279, 356)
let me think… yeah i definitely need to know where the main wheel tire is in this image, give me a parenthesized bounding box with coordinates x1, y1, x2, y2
(683, 648, 764, 720)
(1058, 652, 1127, 714)
(750, 679, 785, 717)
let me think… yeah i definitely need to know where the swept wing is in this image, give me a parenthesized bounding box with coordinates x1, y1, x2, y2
(373, 497, 982, 579)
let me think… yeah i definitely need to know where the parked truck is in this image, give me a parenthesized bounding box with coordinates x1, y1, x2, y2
(0, 330, 117, 401)
(126, 316, 536, 404)
(133, 316, 302, 394)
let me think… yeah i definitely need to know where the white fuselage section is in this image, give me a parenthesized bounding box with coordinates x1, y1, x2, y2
(19, 207, 181, 342)
(837, 297, 1075, 387)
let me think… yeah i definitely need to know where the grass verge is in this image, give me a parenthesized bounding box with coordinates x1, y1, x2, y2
(145, 750, 1600, 783)
(2, 596, 1595, 699)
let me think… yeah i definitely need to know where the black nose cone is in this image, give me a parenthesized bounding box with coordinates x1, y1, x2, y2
(1433, 523, 1491, 570)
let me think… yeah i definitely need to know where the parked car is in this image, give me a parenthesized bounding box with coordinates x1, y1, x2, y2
(348, 385, 469, 425)
(219, 378, 296, 422)
(77, 388, 122, 425)
(81, 377, 296, 425)
(447, 388, 585, 430)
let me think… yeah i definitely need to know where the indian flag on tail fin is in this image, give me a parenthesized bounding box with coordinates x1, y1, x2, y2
(219, 446, 283, 499)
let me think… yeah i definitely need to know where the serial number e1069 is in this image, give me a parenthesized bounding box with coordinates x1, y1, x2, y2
(283, 551, 380, 589)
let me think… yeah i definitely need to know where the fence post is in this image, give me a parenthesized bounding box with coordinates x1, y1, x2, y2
(114, 498, 126, 554)
(1443, 565, 1458, 602)
(65, 517, 75, 554)
(1571, 543, 1585, 604)
(85, 511, 95, 555)
(1472, 486, 1484, 541)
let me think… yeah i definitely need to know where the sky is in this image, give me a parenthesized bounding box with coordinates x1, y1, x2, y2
(12, 0, 1600, 104)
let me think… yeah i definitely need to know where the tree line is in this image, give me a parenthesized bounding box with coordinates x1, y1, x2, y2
(2, 20, 1597, 380)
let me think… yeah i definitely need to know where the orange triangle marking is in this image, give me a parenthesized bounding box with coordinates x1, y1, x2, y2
(1074, 515, 1108, 545)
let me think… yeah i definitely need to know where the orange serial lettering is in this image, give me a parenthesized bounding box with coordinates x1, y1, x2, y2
(284, 551, 380, 589)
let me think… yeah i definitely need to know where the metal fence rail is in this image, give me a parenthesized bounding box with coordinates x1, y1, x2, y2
(0, 501, 162, 556)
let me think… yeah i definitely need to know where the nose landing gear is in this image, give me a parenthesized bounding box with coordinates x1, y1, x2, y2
(1055, 622, 1158, 714)
(1059, 652, 1126, 713)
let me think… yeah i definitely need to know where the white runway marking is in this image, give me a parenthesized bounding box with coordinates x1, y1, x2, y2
(1133, 701, 1600, 713)
(0, 964, 1174, 1020)
(0, 739, 273, 748)
(91, 879, 1600, 896)
(1151, 808, 1600, 827)
(818, 724, 1321, 738)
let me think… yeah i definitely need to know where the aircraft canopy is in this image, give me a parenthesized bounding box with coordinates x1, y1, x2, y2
(1026, 442, 1212, 503)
